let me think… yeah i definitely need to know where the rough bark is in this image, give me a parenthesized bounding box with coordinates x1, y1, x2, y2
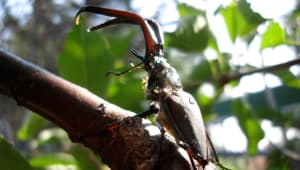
(0, 48, 208, 169)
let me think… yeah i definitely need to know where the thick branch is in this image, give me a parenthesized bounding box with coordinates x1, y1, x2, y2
(0, 49, 198, 170)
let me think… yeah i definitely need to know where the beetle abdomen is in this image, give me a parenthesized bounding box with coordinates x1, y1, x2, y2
(158, 90, 210, 161)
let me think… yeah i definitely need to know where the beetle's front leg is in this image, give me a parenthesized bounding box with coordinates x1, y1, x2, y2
(134, 102, 160, 118)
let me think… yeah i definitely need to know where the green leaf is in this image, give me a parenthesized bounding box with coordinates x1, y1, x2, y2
(58, 21, 134, 96)
(166, 16, 210, 53)
(220, 3, 238, 42)
(268, 147, 290, 170)
(69, 145, 99, 170)
(220, 3, 250, 42)
(36, 128, 69, 147)
(0, 136, 33, 170)
(58, 23, 112, 96)
(237, 0, 265, 26)
(275, 70, 300, 88)
(189, 55, 231, 84)
(231, 99, 264, 155)
(30, 153, 77, 168)
(208, 34, 220, 53)
(177, 3, 204, 16)
(17, 112, 48, 141)
(220, 1, 264, 43)
(166, 3, 210, 52)
(261, 21, 285, 49)
(107, 75, 145, 111)
(189, 59, 213, 83)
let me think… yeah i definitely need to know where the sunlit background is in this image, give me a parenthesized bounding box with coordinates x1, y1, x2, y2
(1, 0, 300, 170)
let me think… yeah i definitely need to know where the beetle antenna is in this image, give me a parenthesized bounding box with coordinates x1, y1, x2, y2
(130, 48, 144, 61)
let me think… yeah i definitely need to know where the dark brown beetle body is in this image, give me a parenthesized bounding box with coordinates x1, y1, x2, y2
(143, 54, 211, 168)
(75, 6, 228, 170)
(157, 90, 209, 164)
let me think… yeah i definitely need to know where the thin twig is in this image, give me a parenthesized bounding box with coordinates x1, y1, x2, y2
(219, 58, 300, 86)
(268, 138, 300, 160)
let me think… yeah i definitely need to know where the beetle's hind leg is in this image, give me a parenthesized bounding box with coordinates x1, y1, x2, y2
(151, 119, 166, 170)
(178, 141, 198, 170)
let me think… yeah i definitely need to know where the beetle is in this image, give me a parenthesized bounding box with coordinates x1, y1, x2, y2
(75, 6, 229, 170)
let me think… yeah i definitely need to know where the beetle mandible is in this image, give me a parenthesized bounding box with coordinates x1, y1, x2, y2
(75, 6, 228, 170)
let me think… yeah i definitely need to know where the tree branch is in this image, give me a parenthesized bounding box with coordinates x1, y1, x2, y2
(0, 48, 203, 170)
(219, 58, 300, 86)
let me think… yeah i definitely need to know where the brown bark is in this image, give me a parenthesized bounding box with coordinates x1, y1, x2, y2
(0, 48, 204, 170)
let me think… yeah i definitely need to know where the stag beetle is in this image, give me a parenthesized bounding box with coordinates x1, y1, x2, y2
(75, 6, 229, 170)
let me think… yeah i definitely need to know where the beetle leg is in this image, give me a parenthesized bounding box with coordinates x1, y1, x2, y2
(150, 119, 166, 170)
(105, 62, 144, 76)
(134, 103, 160, 118)
(205, 130, 231, 170)
(104, 48, 144, 77)
(105, 48, 145, 77)
(132, 104, 166, 170)
(177, 141, 197, 170)
(155, 119, 166, 150)
(206, 130, 219, 163)
(104, 48, 144, 76)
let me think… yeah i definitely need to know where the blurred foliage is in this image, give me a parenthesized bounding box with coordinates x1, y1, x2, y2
(165, 3, 210, 52)
(17, 112, 48, 141)
(220, 0, 265, 42)
(261, 21, 285, 49)
(1, 0, 300, 169)
(0, 135, 33, 170)
(232, 99, 264, 155)
(269, 139, 300, 170)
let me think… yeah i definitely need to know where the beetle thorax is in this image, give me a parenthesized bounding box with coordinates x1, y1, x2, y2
(150, 56, 182, 89)
(145, 56, 183, 101)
